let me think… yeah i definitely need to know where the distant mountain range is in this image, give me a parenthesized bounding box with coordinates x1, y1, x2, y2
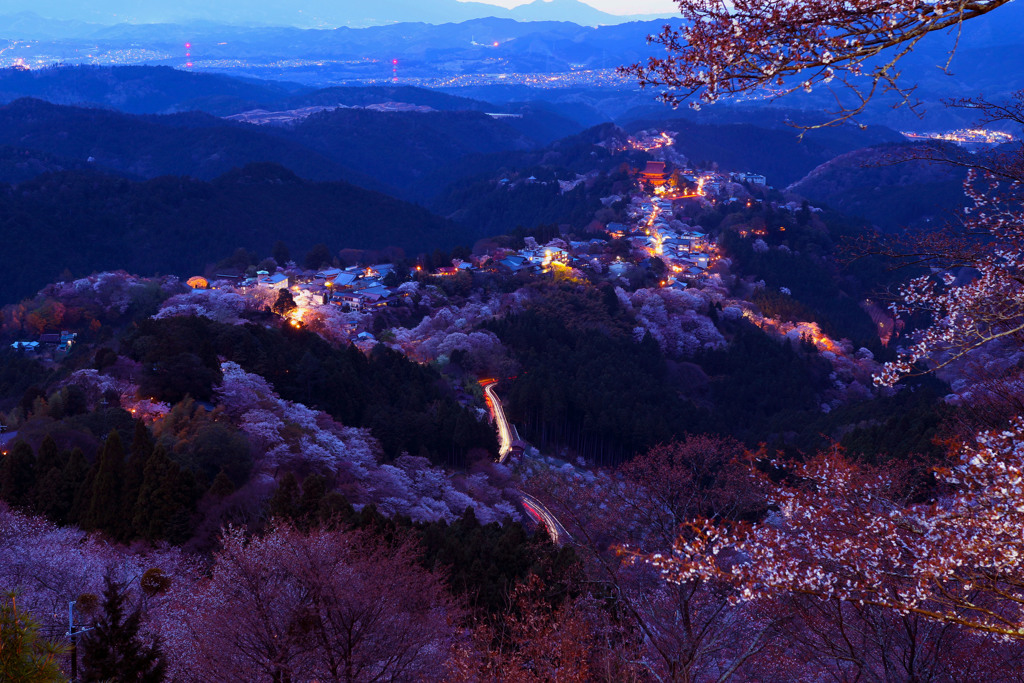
(0, 0, 674, 33)
(1, 3, 1021, 133)
(0, 95, 573, 199)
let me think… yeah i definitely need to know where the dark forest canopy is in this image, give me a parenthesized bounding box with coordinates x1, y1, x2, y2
(0, 164, 466, 305)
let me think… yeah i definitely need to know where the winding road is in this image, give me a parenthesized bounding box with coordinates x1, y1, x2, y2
(480, 379, 571, 545)
(481, 379, 513, 463)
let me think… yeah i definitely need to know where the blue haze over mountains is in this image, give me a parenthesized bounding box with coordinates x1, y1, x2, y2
(0, 0, 673, 31)
(0, 0, 1021, 298)
(0, 1, 1023, 130)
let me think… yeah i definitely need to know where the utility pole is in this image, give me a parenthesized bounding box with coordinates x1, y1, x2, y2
(67, 600, 93, 683)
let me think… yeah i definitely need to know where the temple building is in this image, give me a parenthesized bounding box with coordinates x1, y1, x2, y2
(640, 160, 668, 187)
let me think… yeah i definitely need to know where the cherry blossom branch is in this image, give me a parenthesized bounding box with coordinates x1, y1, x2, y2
(622, 0, 1014, 125)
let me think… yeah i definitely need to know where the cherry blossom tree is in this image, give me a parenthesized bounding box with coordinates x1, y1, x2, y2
(627, 420, 1024, 640)
(623, 0, 1014, 124)
(622, 286, 725, 357)
(159, 524, 458, 683)
(875, 166, 1024, 390)
(447, 575, 619, 683)
(621, 4, 1024, 650)
(0, 504, 189, 641)
(524, 437, 781, 681)
(154, 288, 255, 324)
(214, 362, 519, 524)
(63, 369, 171, 422)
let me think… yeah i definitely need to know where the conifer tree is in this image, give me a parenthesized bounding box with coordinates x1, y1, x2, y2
(133, 445, 196, 544)
(272, 288, 297, 315)
(269, 472, 300, 521)
(297, 474, 327, 529)
(208, 469, 235, 499)
(65, 448, 93, 526)
(123, 421, 154, 534)
(80, 574, 165, 683)
(33, 436, 70, 523)
(85, 431, 128, 539)
(0, 441, 36, 508)
(273, 240, 290, 266)
(34, 435, 62, 474)
(0, 592, 66, 683)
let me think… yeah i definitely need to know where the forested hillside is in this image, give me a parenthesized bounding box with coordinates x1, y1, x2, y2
(0, 163, 464, 303)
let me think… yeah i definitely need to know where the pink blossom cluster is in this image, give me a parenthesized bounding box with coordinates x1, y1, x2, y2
(154, 288, 255, 324)
(64, 369, 171, 421)
(47, 271, 184, 316)
(215, 362, 520, 524)
(620, 286, 726, 357)
(0, 504, 190, 636)
(633, 416, 1024, 638)
(389, 298, 507, 364)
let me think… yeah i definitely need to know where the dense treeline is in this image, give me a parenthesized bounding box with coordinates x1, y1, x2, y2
(0, 98, 351, 182)
(438, 179, 607, 236)
(0, 347, 58, 413)
(1, 427, 200, 544)
(488, 284, 707, 466)
(0, 65, 301, 115)
(0, 163, 465, 305)
(291, 108, 535, 194)
(125, 315, 498, 467)
(420, 121, 645, 205)
(789, 144, 969, 231)
(484, 277, 950, 465)
(696, 319, 831, 436)
(2, 425, 579, 628)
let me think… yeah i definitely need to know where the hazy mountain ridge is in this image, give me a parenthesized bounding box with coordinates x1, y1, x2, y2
(623, 116, 905, 187)
(0, 162, 467, 304)
(0, 0, 675, 33)
(788, 144, 970, 231)
(0, 96, 565, 197)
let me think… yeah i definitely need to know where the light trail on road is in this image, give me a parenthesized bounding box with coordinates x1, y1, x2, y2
(480, 379, 571, 546)
(481, 380, 513, 463)
(519, 492, 572, 546)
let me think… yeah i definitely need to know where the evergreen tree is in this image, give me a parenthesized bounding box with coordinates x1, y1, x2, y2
(304, 243, 332, 270)
(208, 470, 235, 499)
(0, 441, 36, 508)
(297, 474, 327, 529)
(124, 421, 154, 535)
(271, 288, 296, 315)
(0, 592, 66, 683)
(33, 437, 70, 523)
(80, 574, 165, 683)
(269, 472, 300, 521)
(85, 431, 129, 539)
(133, 445, 196, 544)
(34, 435, 62, 474)
(65, 448, 93, 526)
(272, 240, 290, 266)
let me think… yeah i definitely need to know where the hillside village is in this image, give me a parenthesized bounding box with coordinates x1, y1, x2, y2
(9, 130, 856, 416)
(151, 130, 812, 352)
(3, 125, 885, 467)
